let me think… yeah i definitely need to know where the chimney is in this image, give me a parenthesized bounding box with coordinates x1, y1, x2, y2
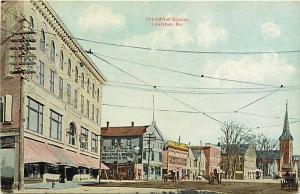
(131, 121, 134, 127)
(106, 121, 109, 129)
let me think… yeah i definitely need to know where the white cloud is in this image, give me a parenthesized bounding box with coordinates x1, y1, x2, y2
(78, 5, 125, 31)
(195, 20, 229, 48)
(203, 53, 295, 87)
(125, 27, 194, 49)
(125, 19, 228, 49)
(261, 22, 281, 39)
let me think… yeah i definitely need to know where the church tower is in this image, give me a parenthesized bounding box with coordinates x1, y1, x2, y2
(279, 100, 293, 173)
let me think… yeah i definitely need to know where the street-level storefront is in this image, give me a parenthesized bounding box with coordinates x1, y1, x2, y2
(102, 163, 142, 180)
(162, 141, 189, 181)
(24, 138, 108, 183)
(143, 163, 162, 180)
(0, 136, 16, 190)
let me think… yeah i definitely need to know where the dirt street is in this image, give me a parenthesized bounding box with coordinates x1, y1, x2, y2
(89, 181, 299, 194)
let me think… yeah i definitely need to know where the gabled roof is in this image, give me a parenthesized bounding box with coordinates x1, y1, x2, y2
(220, 144, 254, 155)
(192, 149, 203, 159)
(101, 126, 149, 137)
(279, 101, 293, 141)
(256, 150, 280, 160)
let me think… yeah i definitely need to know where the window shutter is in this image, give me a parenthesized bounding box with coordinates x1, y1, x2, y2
(4, 95, 12, 122)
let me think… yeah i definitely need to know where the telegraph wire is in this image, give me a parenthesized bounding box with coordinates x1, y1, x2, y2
(74, 37, 152, 50)
(3, 8, 300, 55)
(74, 36, 300, 55)
(90, 51, 225, 125)
(102, 103, 300, 129)
(237, 111, 300, 120)
(235, 86, 283, 112)
(105, 83, 299, 95)
(108, 80, 300, 90)
(256, 121, 300, 129)
(93, 52, 281, 88)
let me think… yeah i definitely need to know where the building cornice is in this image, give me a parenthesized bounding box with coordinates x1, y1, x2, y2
(31, 0, 106, 84)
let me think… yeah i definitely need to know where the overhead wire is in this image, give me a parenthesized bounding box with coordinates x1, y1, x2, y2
(102, 103, 300, 129)
(235, 86, 283, 111)
(93, 52, 282, 88)
(74, 36, 300, 55)
(90, 51, 225, 125)
(3, 7, 300, 56)
(105, 83, 299, 95)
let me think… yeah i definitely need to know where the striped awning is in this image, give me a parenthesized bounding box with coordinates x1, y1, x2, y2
(24, 138, 59, 164)
(24, 138, 109, 170)
(48, 145, 77, 167)
(88, 157, 109, 170)
(65, 150, 89, 168)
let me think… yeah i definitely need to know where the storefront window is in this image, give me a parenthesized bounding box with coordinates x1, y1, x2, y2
(27, 97, 43, 134)
(50, 110, 62, 140)
(80, 127, 88, 150)
(91, 133, 98, 153)
(24, 164, 41, 178)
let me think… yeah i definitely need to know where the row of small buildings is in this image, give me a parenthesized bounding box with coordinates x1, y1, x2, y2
(100, 121, 221, 181)
(0, 0, 298, 190)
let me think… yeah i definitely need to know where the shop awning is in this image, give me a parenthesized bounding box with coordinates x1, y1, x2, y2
(24, 138, 59, 164)
(48, 145, 77, 167)
(65, 150, 89, 168)
(88, 157, 109, 170)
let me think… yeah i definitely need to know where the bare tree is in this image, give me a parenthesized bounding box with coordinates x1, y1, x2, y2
(256, 133, 278, 151)
(219, 121, 253, 179)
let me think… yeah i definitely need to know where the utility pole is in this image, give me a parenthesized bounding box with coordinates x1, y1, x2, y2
(116, 142, 122, 180)
(9, 21, 36, 190)
(152, 86, 156, 122)
(144, 133, 155, 180)
(98, 136, 103, 183)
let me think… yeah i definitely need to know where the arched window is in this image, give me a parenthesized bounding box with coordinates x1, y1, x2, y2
(60, 51, 64, 69)
(75, 66, 78, 82)
(29, 16, 34, 32)
(87, 78, 90, 93)
(50, 40, 55, 61)
(67, 59, 71, 76)
(40, 29, 45, 51)
(68, 122, 76, 145)
(81, 73, 84, 89)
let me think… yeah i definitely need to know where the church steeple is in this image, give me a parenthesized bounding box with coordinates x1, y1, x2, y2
(279, 100, 293, 141)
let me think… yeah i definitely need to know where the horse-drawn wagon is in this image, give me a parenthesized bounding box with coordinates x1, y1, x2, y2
(204, 169, 221, 184)
(281, 171, 298, 191)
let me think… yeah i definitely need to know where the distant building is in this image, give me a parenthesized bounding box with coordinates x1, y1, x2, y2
(256, 150, 280, 178)
(101, 121, 164, 180)
(191, 144, 221, 177)
(292, 155, 300, 178)
(162, 140, 188, 180)
(256, 101, 297, 179)
(187, 147, 206, 180)
(220, 144, 256, 179)
(279, 102, 294, 176)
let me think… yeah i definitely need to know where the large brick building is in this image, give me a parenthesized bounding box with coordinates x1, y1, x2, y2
(162, 140, 189, 180)
(279, 102, 294, 176)
(1, 1, 106, 190)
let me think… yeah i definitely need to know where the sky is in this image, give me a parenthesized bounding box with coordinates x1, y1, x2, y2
(49, 1, 300, 154)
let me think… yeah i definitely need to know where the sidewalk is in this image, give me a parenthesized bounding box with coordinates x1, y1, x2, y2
(11, 186, 224, 194)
